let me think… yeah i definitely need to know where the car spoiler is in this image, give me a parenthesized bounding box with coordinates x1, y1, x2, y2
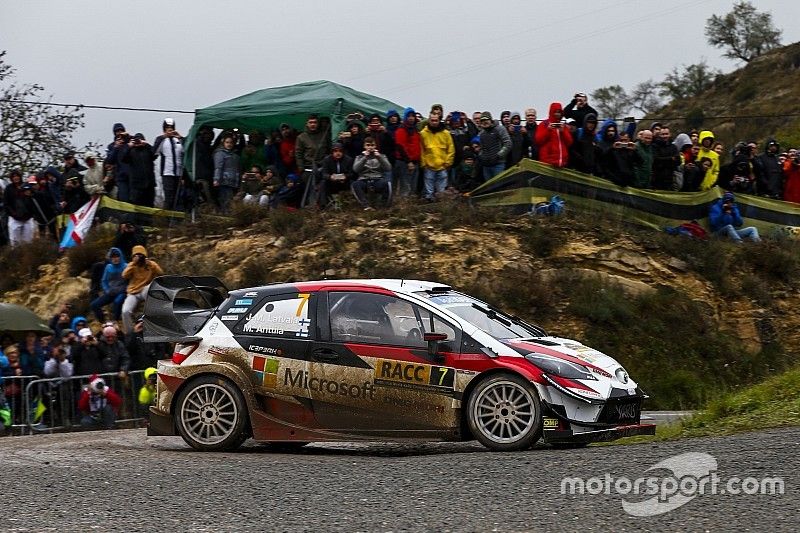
(143, 275, 228, 343)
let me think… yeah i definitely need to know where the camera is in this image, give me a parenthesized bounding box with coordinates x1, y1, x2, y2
(91, 379, 106, 393)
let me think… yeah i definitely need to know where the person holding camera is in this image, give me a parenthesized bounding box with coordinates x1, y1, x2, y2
(318, 143, 354, 208)
(535, 102, 573, 168)
(709, 191, 761, 243)
(782, 150, 800, 203)
(121, 133, 156, 208)
(105, 123, 132, 202)
(72, 328, 104, 376)
(563, 92, 598, 127)
(90, 247, 128, 323)
(352, 137, 393, 210)
(121, 245, 164, 334)
(78, 374, 122, 430)
(152, 118, 184, 210)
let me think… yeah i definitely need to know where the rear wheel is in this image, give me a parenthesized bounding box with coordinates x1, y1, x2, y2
(467, 373, 542, 451)
(175, 375, 249, 452)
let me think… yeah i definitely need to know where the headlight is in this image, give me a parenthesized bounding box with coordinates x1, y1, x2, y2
(615, 367, 629, 384)
(525, 354, 596, 380)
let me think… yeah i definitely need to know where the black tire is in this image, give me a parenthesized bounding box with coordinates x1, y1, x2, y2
(551, 442, 589, 449)
(175, 375, 249, 452)
(466, 373, 542, 451)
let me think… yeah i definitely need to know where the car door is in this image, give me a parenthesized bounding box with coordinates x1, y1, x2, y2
(308, 290, 460, 435)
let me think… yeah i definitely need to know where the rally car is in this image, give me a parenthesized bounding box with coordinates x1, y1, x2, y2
(143, 276, 655, 451)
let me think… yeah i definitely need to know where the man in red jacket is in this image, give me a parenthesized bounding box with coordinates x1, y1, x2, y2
(535, 102, 573, 168)
(394, 108, 422, 197)
(78, 374, 122, 430)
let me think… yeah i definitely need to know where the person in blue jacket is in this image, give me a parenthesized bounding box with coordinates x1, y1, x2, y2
(90, 247, 129, 322)
(709, 191, 761, 243)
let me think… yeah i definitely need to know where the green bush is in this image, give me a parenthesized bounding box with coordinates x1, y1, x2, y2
(65, 226, 116, 276)
(0, 238, 60, 292)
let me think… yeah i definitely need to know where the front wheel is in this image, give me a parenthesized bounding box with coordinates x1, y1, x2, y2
(175, 375, 249, 452)
(466, 373, 542, 451)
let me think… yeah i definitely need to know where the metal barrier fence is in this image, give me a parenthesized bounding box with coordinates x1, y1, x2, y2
(1, 370, 149, 436)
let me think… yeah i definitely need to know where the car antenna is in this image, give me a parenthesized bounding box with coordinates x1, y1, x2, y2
(400, 279, 404, 287)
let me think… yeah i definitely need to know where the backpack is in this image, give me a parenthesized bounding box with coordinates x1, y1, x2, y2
(665, 221, 708, 240)
(530, 195, 565, 216)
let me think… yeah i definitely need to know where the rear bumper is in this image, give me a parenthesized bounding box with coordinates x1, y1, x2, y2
(543, 423, 656, 444)
(147, 407, 176, 436)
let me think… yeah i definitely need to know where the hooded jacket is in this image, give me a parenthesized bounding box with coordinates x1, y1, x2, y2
(478, 121, 512, 166)
(651, 132, 680, 190)
(213, 146, 242, 188)
(535, 103, 573, 168)
(755, 139, 784, 197)
(105, 123, 131, 185)
(122, 245, 164, 294)
(101, 247, 129, 295)
(568, 113, 599, 174)
(420, 122, 455, 171)
(783, 158, 800, 203)
(696, 131, 720, 190)
(71, 316, 89, 331)
(394, 110, 422, 163)
(709, 194, 744, 232)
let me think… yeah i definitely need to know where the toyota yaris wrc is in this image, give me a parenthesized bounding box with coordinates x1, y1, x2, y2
(143, 276, 655, 451)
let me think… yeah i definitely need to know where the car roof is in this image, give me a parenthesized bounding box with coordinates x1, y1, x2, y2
(230, 279, 452, 298)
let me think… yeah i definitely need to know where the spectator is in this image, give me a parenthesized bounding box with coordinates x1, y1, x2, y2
(673, 133, 694, 167)
(709, 192, 760, 243)
(295, 114, 331, 201)
(31, 173, 59, 239)
(138, 367, 158, 411)
(97, 326, 130, 377)
(754, 139, 783, 199)
(194, 125, 216, 207)
(105, 123, 132, 202)
(696, 130, 720, 190)
(713, 142, 725, 158)
(18, 332, 45, 377)
(680, 149, 706, 192)
(524, 108, 539, 161)
(651, 126, 680, 190)
(448, 112, 472, 171)
(213, 134, 242, 214)
(112, 220, 147, 262)
(598, 124, 642, 187)
(72, 328, 104, 376)
(60, 175, 90, 214)
(352, 137, 392, 210)
(394, 108, 422, 198)
(633, 130, 654, 189)
(60, 329, 79, 359)
(365, 113, 396, 168)
(126, 317, 167, 371)
(783, 153, 800, 203)
(717, 156, 755, 194)
(4, 172, 37, 246)
(82, 151, 110, 197)
(386, 109, 401, 137)
(318, 143, 354, 208)
(420, 113, 455, 202)
(563, 92, 598, 127)
(62, 151, 87, 180)
(476, 111, 512, 180)
(239, 131, 268, 175)
(505, 111, 531, 168)
(535, 103, 572, 168)
(271, 173, 303, 209)
(122, 133, 157, 208)
(121, 245, 164, 334)
(451, 149, 481, 193)
(43, 345, 73, 379)
(568, 113, 599, 175)
(49, 306, 73, 340)
(152, 118, 184, 210)
(339, 119, 367, 160)
(278, 123, 298, 175)
(78, 374, 122, 430)
(500, 110, 511, 128)
(90, 247, 128, 323)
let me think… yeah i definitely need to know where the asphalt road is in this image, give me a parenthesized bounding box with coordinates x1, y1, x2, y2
(1, 427, 798, 532)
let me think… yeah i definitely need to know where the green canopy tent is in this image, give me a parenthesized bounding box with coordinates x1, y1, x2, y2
(183, 80, 405, 179)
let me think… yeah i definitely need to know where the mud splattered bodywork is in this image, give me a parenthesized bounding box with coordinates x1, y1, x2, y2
(145, 277, 655, 451)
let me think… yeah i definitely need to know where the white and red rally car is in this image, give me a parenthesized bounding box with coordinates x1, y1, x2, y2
(144, 276, 654, 451)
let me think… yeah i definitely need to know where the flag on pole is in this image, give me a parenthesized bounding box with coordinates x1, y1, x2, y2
(59, 195, 101, 250)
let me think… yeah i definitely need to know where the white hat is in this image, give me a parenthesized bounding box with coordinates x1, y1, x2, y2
(78, 327, 93, 338)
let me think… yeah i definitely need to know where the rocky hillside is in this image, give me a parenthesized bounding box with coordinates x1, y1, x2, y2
(5, 200, 799, 409)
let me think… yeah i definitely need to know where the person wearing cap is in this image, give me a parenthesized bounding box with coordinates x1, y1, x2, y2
(121, 245, 164, 334)
(60, 172, 90, 214)
(62, 151, 88, 176)
(568, 113, 600, 175)
(477, 111, 512, 180)
(122, 133, 156, 208)
(3, 170, 37, 246)
(97, 325, 130, 377)
(419, 113, 455, 201)
(318, 142, 354, 208)
(106, 123, 133, 202)
(90, 247, 129, 322)
(138, 367, 158, 412)
(71, 328, 104, 376)
(82, 150, 114, 198)
(152, 118, 184, 210)
(717, 154, 755, 194)
(78, 373, 122, 430)
(564, 92, 598, 127)
(709, 192, 760, 243)
(754, 138, 784, 199)
(505, 111, 530, 168)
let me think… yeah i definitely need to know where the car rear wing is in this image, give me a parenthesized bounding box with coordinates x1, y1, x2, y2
(143, 275, 228, 343)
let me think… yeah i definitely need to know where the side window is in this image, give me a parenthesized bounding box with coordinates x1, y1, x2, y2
(329, 292, 456, 348)
(416, 306, 457, 350)
(234, 293, 313, 339)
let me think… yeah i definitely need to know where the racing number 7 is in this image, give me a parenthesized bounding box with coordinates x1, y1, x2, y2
(437, 367, 449, 386)
(296, 293, 310, 317)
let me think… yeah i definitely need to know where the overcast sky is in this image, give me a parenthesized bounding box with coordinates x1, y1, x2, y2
(3, 0, 799, 151)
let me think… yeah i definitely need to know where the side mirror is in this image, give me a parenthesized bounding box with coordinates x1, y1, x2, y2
(424, 332, 448, 359)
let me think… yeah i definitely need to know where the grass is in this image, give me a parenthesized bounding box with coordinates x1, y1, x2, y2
(608, 364, 800, 446)
(0, 237, 60, 292)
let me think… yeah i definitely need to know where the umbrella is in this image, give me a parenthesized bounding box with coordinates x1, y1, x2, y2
(0, 302, 53, 340)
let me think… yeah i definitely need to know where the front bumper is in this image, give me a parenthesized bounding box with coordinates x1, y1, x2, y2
(147, 407, 176, 436)
(543, 423, 656, 444)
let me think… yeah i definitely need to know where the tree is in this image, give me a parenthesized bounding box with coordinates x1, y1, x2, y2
(590, 85, 630, 120)
(659, 61, 722, 101)
(705, 1, 782, 63)
(0, 50, 84, 176)
(628, 80, 663, 116)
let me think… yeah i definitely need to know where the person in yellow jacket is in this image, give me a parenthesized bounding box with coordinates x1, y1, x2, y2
(121, 245, 163, 334)
(138, 367, 157, 415)
(419, 113, 455, 201)
(697, 130, 720, 190)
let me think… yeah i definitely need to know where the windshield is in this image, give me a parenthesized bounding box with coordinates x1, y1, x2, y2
(420, 292, 546, 340)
